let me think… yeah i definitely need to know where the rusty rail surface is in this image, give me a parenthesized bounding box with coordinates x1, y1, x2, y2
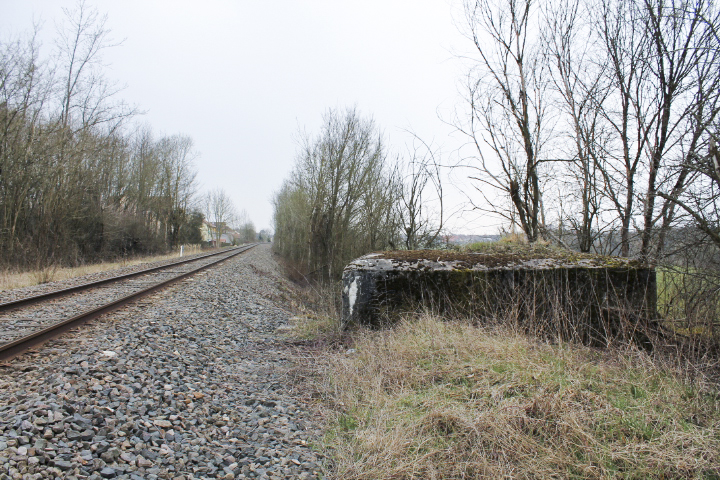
(0, 244, 257, 362)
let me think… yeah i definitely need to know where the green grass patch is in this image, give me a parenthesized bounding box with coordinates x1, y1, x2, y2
(313, 315, 720, 479)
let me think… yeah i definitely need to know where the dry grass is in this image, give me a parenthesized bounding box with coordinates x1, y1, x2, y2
(304, 314, 720, 479)
(283, 281, 347, 345)
(0, 244, 204, 292)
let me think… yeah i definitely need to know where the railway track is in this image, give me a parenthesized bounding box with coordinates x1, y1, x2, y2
(0, 244, 257, 361)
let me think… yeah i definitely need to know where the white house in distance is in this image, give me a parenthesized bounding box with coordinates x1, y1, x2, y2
(219, 233, 234, 245)
(201, 221, 234, 246)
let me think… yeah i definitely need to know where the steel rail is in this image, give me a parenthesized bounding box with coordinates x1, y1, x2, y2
(0, 245, 252, 313)
(0, 243, 257, 362)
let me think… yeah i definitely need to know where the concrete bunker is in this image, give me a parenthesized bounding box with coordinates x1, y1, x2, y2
(342, 246, 657, 346)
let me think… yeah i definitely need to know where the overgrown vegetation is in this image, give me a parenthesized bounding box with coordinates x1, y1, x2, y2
(273, 107, 444, 281)
(270, 0, 720, 476)
(294, 313, 720, 479)
(278, 232, 720, 478)
(0, 2, 203, 269)
(460, 0, 720, 262)
(657, 265, 720, 353)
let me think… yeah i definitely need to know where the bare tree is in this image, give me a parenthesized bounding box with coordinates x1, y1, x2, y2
(459, 0, 549, 242)
(459, 0, 720, 259)
(582, 0, 720, 260)
(55, 0, 130, 131)
(258, 228, 272, 242)
(543, 0, 611, 252)
(204, 188, 236, 246)
(0, 28, 52, 259)
(273, 107, 397, 280)
(272, 180, 311, 266)
(0, 8, 202, 269)
(235, 209, 257, 244)
(637, 0, 720, 262)
(396, 137, 444, 250)
(156, 135, 198, 247)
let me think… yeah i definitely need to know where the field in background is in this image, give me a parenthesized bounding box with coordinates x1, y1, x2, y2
(0, 244, 205, 292)
(657, 266, 720, 341)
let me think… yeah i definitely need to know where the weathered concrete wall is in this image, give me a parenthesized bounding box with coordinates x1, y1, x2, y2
(342, 249, 657, 346)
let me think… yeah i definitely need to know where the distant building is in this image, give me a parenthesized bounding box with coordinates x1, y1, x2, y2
(200, 221, 216, 244)
(219, 233, 234, 245)
(201, 221, 233, 246)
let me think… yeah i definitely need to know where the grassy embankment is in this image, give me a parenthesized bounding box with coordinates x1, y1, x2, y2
(285, 240, 720, 479)
(0, 244, 204, 291)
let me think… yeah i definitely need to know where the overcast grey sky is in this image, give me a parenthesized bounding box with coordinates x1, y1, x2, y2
(2, 0, 493, 233)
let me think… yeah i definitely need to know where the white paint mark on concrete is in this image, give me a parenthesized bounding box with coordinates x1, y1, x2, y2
(348, 278, 358, 317)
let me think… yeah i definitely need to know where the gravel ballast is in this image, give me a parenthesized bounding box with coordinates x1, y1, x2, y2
(0, 244, 324, 479)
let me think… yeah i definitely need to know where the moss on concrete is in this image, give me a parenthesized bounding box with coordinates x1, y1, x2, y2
(343, 247, 657, 347)
(373, 245, 642, 269)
